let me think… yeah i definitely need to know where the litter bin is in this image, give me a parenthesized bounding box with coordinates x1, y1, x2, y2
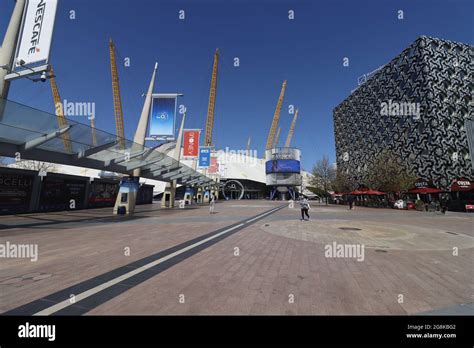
(117, 206, 127, 215)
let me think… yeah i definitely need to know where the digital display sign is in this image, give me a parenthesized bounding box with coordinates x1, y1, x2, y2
(265, 159, 300, 174)
(149, 96, 177, 139)
(88, 181, 119, 208)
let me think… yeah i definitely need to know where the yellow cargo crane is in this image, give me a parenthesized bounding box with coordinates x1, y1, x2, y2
(273, 127, 281, 148)
(109, 39, 125, 148)
(204, 49, 219, 147)
(284, 108, 299, 147)
(49, 66, 72, 153)
(265, 80, 287, 150)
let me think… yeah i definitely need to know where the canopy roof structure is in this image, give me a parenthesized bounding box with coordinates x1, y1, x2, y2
(0, 99, 215, 187)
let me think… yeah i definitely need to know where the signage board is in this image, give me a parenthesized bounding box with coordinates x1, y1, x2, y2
(208, 156, 219, 174)
(183, 130, 200, 157)
(14, 0, 58, 70)
(198, 147, 211, 168)
(0, 172, 34, 214)
(38, 177, 86, 211)
(265, 159, 301, 174)
(451, 178, 473, 192)
(148, 95, 177, 140)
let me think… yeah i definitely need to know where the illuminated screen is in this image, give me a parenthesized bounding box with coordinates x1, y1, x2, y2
(149, 97, 176, 137)
(265, 159, 300, 174)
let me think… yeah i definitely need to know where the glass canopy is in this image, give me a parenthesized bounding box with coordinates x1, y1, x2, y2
(0, 99, 216, 187)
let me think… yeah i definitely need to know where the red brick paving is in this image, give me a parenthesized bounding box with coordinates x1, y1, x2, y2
(1, 201, 472, 315)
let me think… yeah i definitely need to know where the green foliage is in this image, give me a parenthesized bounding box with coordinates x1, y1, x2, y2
(415, 199, 425, 211)
(310, 155, 336, 192)
(307, 186, 327, 197)
(363, 149, 417, 193)
(331, 169, 358, 193)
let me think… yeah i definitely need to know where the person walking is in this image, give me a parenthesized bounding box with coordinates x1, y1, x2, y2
(299, 197, 310, 221)
(439, 194, 448, 214)
(347, 194, 355, 210)
(209, 194, 216, 214)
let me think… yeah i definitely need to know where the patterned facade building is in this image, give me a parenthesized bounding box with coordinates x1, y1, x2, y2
(333, 36, 474, 189)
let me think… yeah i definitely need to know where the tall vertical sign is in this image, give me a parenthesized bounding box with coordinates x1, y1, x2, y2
(14, 0, 58, 71)
(147, 94, 178, 140)
(198, 147, 211, 168)
(208, 155, 219, 174)
(183, 130, 200, 158)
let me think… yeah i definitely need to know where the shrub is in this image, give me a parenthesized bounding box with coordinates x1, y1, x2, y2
(415, 199, 425, 211)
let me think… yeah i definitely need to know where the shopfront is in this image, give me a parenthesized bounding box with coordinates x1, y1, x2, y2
(449, 178, 474, 212)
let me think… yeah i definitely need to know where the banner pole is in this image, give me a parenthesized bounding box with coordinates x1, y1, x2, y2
(113, 63, 157, 215)
(0, 0, 25, 101)
(162, 112, 186, 208)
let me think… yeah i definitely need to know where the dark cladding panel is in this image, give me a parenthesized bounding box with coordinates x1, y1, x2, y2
(333, 36, 474, 189)
(88, 180, 119, 208)
(0, 171, 35, 214)
(466, 119, 474, 171)
(38, 176, 87, 211)
(137, 184, 154, 205)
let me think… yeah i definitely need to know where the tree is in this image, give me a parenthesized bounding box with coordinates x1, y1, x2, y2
(307, 186, 326, 198)
(310, 155, 336, 204)
(14, 160, 56, 172)
(364, 150, 417, 193)
(332, 169, 357, 193)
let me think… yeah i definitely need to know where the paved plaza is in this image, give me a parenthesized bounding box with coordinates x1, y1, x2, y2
(1, 201, 473, 315)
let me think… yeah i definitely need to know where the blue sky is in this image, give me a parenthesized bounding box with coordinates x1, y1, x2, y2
(1, 0, 473, 170)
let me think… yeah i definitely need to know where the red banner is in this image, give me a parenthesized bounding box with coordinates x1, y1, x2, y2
(208, 156, 219, 174)
(183, 130, 200, 157)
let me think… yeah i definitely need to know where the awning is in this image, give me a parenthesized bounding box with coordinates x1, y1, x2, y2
(349, 189, 385, 195)
(0, 99, 216, 187)
(362, 189, 386, 195)
(407, 187, 444, 194)
(349, 190, 366, 195)
(450, 178, 474, 192)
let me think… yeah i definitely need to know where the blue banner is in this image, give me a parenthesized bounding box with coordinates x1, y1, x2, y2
(198, 147, 211, 168)
(119, 176, 140, 190)
(149, 96, 176, 138)
(265, 159, 301, 174)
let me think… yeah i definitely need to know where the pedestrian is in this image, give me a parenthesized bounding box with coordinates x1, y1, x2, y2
(439, 194, 448, 214)
(299, 196, 310, 221)
(209, 194, 216, 214)
(347, 194, 355, 210)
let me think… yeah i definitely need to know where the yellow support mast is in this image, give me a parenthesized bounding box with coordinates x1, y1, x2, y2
(273, 127, 281, 148)
(284, 108, 299, 148)
(265, 80, 287, 150)
(204, 48, 219, 147)
(109, 39, 125, 148)
(49, 66, 72, 153)
(246, 136, 251, 153)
